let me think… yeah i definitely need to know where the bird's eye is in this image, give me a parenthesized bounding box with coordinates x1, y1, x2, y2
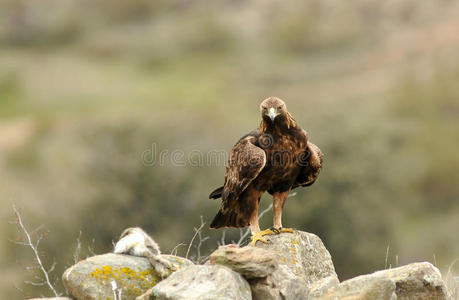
(277, 106, 282, 110)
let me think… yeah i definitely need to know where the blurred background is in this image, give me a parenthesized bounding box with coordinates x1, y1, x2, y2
(1, 0, 458, 298)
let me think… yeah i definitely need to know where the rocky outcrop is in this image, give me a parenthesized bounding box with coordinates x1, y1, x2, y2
(57, 229, 451, 300)
(209, 245, 278, 279)
(315, 262, 450, 300)
(308, 275, 341, 298)
(250, 230, 339, 300)
(28, 298, 74, 300)
(62, 253, 192, 300)
(253, 231, 338, 284)
(138, 265, 252, 300)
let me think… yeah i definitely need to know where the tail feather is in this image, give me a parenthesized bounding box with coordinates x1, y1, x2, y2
(210, 209, 248, 229)
(209, 186, 224, 199)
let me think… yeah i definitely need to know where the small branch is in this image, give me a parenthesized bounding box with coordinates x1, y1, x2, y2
(24, 280, 46, 287)
(73, 231, 82, 264)
(384, 244, 390, 270)
(444, 259, 459, 298)
(219, 230, 226, 246)
(87, 238, 96, 256)
(14, 285, 26, 297)
(258, 203, 273, 220)
(186, 216, 206, 260)
(237, 228, 250, 246)
(11, 204, 60, 297)
(170, 243, 186, 256)
(195, 217, 210, 263)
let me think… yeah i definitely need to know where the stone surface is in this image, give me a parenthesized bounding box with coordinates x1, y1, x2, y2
(248, 271, 309, 300)
(316, 262, 450, 300)
(59, 231, 451, 300)
(209, 245, 278, 279)
(139, 265, 252, 300)
(28, 298, 74, 300)
(62, 253, 192, 300)
(308, 276, 340, 298)
(251, 230, 339, 300)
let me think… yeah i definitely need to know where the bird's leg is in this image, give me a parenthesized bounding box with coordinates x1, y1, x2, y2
(272, 191, 294, 234)
(250, 203, 270, 245)
(250, 190, 294, 245)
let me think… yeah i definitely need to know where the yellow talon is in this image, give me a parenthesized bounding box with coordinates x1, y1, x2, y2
(251, 230, 273, 245)
(251, 228, 279, 245)
(279, 227, 294, 233)
(251, 228, 295, 245)
(251, 234, 269, 245)
(259, 228, 277, 236)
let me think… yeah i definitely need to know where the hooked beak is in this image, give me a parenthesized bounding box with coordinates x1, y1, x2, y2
(267, 107, 279, 122)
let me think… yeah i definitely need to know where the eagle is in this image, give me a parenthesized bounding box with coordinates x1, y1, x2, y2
(209, 97, 323, 245)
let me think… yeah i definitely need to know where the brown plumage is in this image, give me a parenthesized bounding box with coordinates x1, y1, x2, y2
(209, 97, 323, 243)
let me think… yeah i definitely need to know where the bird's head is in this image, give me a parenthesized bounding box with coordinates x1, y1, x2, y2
(260, 97, 287, 123)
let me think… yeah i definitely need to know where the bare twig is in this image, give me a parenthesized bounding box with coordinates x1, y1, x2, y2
(445, 259, 458, 280)
(11, 204, 60, 297)
(258, 203, 273, 220)
(14, 284, 26, 297)
(237, 229, 250, 246)
(385, 244, 390, 269)
(88, 238, 96, 256)
(186, 216, 207, 260)
(170, 243, 186, 256)
(73, 230, 82, 264)
(445, 259, 458, 298)
(288, 192, 297, 198)
(195, 216, 210, 263)
(219, 230, 226, 246)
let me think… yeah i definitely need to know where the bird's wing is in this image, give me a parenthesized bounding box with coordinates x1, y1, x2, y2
(293, 136, 323, 188)
(221, 133, 266, 206)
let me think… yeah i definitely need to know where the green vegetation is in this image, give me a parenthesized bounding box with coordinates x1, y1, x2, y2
(0, 0, 458, 298)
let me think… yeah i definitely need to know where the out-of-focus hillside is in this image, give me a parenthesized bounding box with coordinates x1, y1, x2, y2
(1, 0, 458, 298)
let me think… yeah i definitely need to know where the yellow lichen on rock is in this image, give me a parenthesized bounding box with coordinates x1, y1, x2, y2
(89, 265, 157, 298)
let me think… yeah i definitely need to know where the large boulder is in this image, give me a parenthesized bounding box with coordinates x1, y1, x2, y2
(28, 298, 74, 300)
(62, 253, 192, 300)
(315, 262, 450, 300)
(209, 245, 278, 279)
(139, 265, 252, 300)
(248, 230, 339, 300)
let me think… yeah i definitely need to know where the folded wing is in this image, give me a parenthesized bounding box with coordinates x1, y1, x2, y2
(210, 133, 266, 228)
(222, 134, 266, 207)
(293, 140, 323, 188)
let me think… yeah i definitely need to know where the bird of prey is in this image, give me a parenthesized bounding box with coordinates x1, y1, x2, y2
(209, 97, 323, 245)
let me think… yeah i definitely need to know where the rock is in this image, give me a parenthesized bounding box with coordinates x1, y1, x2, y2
(62, 253, 193, 300)
(316, 262, 450, 300)
(316, 276, 397, 300)
(251, 230, 339, 300)
(249, 272, 309, 300)
(28, 298, 74, 300)
(209, 245, 278, 279)
(308, 276, 340, 298)
(139, 265, 252, 300)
